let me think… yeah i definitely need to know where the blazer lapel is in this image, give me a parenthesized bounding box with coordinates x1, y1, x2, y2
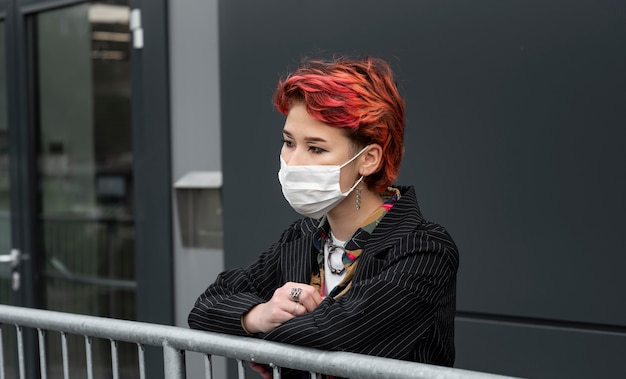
(280, 234, 314, 284)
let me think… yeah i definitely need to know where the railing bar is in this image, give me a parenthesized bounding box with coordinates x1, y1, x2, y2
(0, 325, 5, 379)
(37, 329, 47, 379)
(85, 336, 94, 379)
(61, 332, 69, 379)
(137, 343, 146, 379)
(0, 304, 516, 379)
(236, 359, 246, 379)
(110, 340, 119, 379)
(16, 326, 25, 379)
(204, 354, 212, 379)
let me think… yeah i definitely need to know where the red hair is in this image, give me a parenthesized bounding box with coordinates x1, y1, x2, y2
(274, 56, 405, 192)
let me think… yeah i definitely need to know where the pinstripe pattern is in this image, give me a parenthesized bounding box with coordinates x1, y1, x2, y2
(189, 185, 458, 369)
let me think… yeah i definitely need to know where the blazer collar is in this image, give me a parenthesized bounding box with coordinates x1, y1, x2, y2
(362, 185, 424, 253)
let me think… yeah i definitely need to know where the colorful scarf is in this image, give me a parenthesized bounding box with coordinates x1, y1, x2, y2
(310, 188, 400, 299)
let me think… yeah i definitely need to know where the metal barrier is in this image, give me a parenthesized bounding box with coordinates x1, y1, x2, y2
(0, 304, 517, 379)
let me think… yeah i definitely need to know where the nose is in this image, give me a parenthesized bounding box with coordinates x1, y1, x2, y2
(281, 146, 305, 166)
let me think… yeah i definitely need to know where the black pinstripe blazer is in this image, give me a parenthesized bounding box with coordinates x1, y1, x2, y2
(189, 185, 458, 368)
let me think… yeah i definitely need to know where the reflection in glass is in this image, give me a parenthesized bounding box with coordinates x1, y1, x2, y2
(0, 19, 18, 379)
(37, 3, 136, 377)
(0, 21, 12, 295)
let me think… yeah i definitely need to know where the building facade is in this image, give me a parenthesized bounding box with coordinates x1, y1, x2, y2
(1, 0, 625, 378)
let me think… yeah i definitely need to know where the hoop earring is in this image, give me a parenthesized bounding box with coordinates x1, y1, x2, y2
(355, 187, 362, 211)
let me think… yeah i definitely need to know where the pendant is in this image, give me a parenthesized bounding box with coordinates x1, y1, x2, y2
(327, 242, 346, 275)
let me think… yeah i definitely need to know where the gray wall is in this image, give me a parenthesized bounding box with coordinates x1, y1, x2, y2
(169, 0, 225, 377)
(218, 1, 626, 378)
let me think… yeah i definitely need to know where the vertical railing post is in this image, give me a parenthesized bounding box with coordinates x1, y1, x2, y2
(204, 354, 213, 379)
(137, 344, 146, 379)
(60, 332, 69, 379)
(236, 359, 246, 379)
(163, 344, 186, 379)
(37, 329, 47, 379)
(271, 363, 281, 379)
(85, 336, 94, 379)
(15, 326, 25, 379)
(110, 340, 119, 379)
(0, 325, 5, 379)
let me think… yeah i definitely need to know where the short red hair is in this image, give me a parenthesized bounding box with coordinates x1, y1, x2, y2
(274, 56, 405, 192)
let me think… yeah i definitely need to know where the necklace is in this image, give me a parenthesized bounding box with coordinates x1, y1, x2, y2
(326, 239, 346, 275)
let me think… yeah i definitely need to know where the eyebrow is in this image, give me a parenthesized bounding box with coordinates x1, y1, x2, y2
(282, 130, 328, 143)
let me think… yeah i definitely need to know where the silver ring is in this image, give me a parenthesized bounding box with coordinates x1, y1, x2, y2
(289, 287, 302, 302)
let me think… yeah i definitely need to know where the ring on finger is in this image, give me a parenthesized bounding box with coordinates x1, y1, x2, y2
(289, 287, 302, 302)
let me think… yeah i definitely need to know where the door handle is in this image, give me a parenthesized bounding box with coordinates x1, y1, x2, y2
(0, 249, 20, 267)
(0, 249, 21, 291)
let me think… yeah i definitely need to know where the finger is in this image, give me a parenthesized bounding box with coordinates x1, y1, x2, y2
(297, 297, 315, 313)
(295, 301, 310, 317)
(295, 301, 306, 316)
(301, 284, 323, 303)
(249, 362, 272, 379)
(259, 300, 295, 330)
(272, 300, 298, 322)
(297, 288, 323, 312)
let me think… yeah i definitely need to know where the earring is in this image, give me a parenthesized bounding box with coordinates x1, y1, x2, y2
(356, 187, 362, 211)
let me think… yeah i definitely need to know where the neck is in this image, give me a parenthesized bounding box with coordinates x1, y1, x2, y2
(326, 187, 383, 241)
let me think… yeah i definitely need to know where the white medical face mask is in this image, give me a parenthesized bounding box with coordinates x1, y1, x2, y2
(278, 146, 368, 219)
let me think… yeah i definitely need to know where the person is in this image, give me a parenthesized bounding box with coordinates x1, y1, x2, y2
(188, 55, 459, 378)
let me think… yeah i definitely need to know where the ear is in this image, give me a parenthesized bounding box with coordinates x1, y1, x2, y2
(358, 144, 383, 177)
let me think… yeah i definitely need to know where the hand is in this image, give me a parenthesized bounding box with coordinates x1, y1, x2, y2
(243, 282, 322, 334)
(249, 362, 272, 379)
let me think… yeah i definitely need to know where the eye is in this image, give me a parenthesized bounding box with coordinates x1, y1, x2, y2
(282, 139, 294, 148)
(308, 146, 326, 154)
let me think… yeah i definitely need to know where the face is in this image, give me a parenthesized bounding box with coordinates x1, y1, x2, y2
(281, 102, 362, 192)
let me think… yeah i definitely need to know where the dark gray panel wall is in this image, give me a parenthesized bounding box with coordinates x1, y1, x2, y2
(219, 1, 626, 376)
(455, 319, 626, 378)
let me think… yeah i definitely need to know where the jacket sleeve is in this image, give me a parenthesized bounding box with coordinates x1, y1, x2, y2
(187, 223, 298, 336)
(260, 227, 458, 363)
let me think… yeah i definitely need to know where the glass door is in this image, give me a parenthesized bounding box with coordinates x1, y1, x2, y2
(3, 0, 172, 376)
(33, 2, 137, 377)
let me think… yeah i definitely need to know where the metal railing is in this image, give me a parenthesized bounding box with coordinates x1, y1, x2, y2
(0, 304, 517, 379)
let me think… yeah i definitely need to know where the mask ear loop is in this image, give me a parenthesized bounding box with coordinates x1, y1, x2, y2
(339, 145, 370, 169)
(339, 145, 369, 196)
